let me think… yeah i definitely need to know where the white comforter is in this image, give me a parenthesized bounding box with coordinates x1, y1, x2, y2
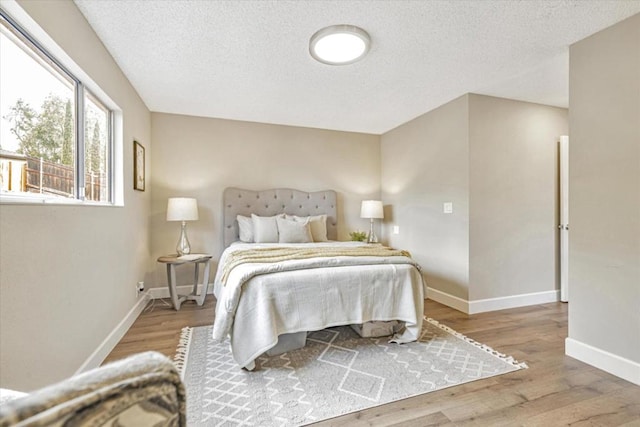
(212, 242, 425, 369)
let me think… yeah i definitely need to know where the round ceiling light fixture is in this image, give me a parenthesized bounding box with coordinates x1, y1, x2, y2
(309, 24, 371, 65)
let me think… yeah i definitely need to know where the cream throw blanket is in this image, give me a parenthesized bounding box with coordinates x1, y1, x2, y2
(220, 245, 411, 285)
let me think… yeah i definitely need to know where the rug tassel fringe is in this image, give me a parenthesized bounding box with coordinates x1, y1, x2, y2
(426, 318, 529, 369)
(173, 326, 193, 379)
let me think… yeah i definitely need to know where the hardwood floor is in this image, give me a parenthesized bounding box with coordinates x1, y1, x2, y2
(104, 296, 215, 364)
(106, 297, 640, 426)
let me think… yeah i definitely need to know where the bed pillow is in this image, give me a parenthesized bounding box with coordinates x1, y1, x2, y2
(287, 214, 328, 242)
(277, 217, 313, 243)
(237, 215, 253, 242)
(252, 214, 282, 243)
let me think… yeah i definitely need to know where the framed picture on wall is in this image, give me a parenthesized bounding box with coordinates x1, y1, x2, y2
(133, 140, 145, 191)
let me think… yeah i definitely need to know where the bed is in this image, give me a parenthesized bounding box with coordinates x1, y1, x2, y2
(212, 188, 425, 370)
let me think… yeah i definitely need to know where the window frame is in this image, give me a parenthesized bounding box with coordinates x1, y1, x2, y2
(0, 7, 117, 206)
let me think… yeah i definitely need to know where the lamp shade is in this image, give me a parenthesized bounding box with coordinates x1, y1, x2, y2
(166, 197, 199, 221)
(360, 200, 383, 219)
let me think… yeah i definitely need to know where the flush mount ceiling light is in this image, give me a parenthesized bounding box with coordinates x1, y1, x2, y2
(309, 25, 371, 65)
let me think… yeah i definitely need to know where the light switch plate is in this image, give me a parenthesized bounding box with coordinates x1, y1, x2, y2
(393, 225, 400, 235)
(443, 202, 453, 214)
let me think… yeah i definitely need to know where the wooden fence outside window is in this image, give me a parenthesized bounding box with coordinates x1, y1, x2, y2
(0, 153, 106, 201)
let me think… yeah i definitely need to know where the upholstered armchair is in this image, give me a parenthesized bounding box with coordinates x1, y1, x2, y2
(0, 351, 186, 426)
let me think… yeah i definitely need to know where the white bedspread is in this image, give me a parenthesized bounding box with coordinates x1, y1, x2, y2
(212, 242, 425, 369)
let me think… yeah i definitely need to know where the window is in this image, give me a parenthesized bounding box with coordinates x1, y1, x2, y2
(0, 10, 114, 204)
(84, 90, 111, 202)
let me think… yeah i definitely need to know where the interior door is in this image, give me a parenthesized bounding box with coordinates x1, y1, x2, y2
(559, 135, 569, 302)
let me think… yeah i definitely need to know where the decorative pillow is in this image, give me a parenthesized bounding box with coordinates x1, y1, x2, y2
(237, 215, 253, 242)
(287, 214, 328, 242)
(252, 214, 281, 243)
(277, 217, 313, 243)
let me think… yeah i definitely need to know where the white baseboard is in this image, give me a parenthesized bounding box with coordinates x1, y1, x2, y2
(468, 290, 560, 314)
(75, 283, 214, 374)
(75, 291, 152, 374)
(148, 283, 215, 299)
(566, 338, 640, 386)
(426, 287, 560, 314)
(426, 287, 469, 313)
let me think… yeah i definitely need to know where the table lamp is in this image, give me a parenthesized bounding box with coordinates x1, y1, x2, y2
(360, 200, 383, 243)
(167, 197, 199, 255)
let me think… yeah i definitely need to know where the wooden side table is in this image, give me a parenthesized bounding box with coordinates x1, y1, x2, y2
(157, 254, 213, 310)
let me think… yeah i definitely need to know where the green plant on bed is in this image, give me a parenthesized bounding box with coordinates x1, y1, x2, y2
(349, 231, 367, 242)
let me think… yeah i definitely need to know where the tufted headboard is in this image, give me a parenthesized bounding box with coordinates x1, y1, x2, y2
(223, 188, 338, 247)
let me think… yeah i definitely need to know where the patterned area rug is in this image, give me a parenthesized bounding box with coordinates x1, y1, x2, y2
(174, 318, 527, 426)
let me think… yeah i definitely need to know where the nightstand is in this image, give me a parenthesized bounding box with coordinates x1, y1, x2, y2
(157, 254, 213, 310)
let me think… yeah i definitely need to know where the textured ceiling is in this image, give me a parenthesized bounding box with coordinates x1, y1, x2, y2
(74, 1, 640, 135)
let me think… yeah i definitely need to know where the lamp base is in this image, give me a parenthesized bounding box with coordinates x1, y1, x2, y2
(367, 219, 378, 243)
(176, 221, 191, 256)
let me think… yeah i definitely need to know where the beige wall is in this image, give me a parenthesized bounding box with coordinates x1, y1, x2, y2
(568, 14, 639, 364)
(381, 95, 470, 299)
(469, 94, 568, 300)
(149, 113, 380, 287)
(0, 0, 151, 390)
(381, 94, 567, 304)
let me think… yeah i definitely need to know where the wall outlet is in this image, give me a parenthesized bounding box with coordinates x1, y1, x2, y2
(136, 281, 145, 295)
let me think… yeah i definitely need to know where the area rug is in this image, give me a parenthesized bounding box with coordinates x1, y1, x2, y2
(174, 318, 527, 426)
